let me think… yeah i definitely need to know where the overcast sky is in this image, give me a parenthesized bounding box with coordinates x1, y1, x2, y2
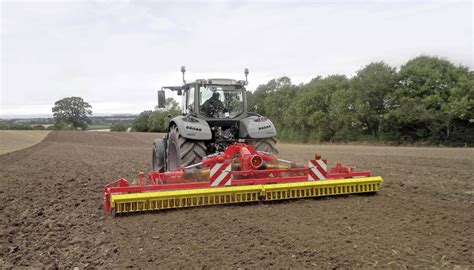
(1, 0, 472, 117)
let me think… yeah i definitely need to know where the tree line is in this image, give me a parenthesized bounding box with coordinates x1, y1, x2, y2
(247, 56, 473, 145)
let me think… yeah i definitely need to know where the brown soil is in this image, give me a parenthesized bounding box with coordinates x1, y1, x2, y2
(1, 131, 473, 268)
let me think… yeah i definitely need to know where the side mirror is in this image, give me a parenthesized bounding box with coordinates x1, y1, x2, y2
(157, 90, 166, 108)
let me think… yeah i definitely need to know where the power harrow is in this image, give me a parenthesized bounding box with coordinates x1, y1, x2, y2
(103, 143, 383, 216)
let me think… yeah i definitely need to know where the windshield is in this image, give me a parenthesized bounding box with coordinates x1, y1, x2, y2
(199, 85, 244, 119)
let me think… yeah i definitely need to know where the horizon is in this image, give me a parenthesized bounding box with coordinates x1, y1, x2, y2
(0, 112, 139, 120)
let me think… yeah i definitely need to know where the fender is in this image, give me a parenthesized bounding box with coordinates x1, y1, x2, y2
(169, 115, 212, 140)
(239, 116, 277, 139)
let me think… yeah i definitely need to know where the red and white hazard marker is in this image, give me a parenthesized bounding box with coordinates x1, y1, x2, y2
(210, 162, 232, 186)
(308, 159, 327, 180)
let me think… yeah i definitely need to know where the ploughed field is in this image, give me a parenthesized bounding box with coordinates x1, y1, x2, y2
(0, 131, 472, 268)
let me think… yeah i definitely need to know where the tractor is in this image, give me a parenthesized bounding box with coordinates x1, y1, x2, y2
(103, 67, 383, 215)
(152, 67, 278, 172)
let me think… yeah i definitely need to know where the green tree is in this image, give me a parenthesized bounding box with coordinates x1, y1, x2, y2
(263, 80, 299, 130)
(382, 56, 473, 143)
(163, 97, 180, 112)
(330, 86, 359, 141)
(147, 111, 169, 132)
(250, 77, 293, 116)
(148, 98, 180, 132)
(132, 110, 152, 132)
(351, 62, 397, 138)
(282, 75, 349, 142)
(52, 97, 92, 130)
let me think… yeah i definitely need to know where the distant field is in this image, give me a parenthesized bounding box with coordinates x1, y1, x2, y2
(86, 124, 111, 130)
(0, 130, 50, 154)
(86, 128, 111, 132)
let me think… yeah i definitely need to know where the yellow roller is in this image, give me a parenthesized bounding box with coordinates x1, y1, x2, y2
(263, 176, 383, 201)
(110, 177, 383, 215)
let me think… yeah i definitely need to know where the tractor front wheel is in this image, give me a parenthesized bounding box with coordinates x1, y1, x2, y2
(152, 138, 165, 172)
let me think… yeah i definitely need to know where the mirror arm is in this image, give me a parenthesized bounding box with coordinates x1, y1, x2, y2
(181, 66, 186, 84)
(244, 68, 249, 85)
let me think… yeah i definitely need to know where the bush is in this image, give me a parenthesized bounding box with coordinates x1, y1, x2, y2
(0, 122, 9, 130)
(110, 123, 127, 132)
(51, 121, 73, 130)
(8, 124, 33, 130)
(32, 125, 46, 130)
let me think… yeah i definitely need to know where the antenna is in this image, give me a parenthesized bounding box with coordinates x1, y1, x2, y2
(181, 66, 186, 84)
(244, 68, 249, 85)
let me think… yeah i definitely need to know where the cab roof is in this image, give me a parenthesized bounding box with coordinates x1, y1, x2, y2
(192, 78, 246, 86)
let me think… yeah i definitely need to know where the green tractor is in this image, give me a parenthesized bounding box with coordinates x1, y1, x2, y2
(153, 67, 277, 172)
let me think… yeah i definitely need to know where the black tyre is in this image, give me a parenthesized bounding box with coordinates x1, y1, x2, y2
(167, 126, 207, 170)
(152, 139, 165, 172)
(249, 137, 278, 154)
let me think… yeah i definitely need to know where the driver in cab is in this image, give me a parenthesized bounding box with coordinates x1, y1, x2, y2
(202, 92, 225, 117)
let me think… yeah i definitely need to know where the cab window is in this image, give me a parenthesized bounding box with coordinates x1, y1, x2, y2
(186, 87, 195, 112)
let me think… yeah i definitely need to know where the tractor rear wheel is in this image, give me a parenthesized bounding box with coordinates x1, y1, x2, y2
(166, 126, 207, 171)
(249, 137, 278, 154)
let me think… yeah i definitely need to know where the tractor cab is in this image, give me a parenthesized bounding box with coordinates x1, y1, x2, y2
(158, 68, 249, 121)
(184, 79, 246, 119)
